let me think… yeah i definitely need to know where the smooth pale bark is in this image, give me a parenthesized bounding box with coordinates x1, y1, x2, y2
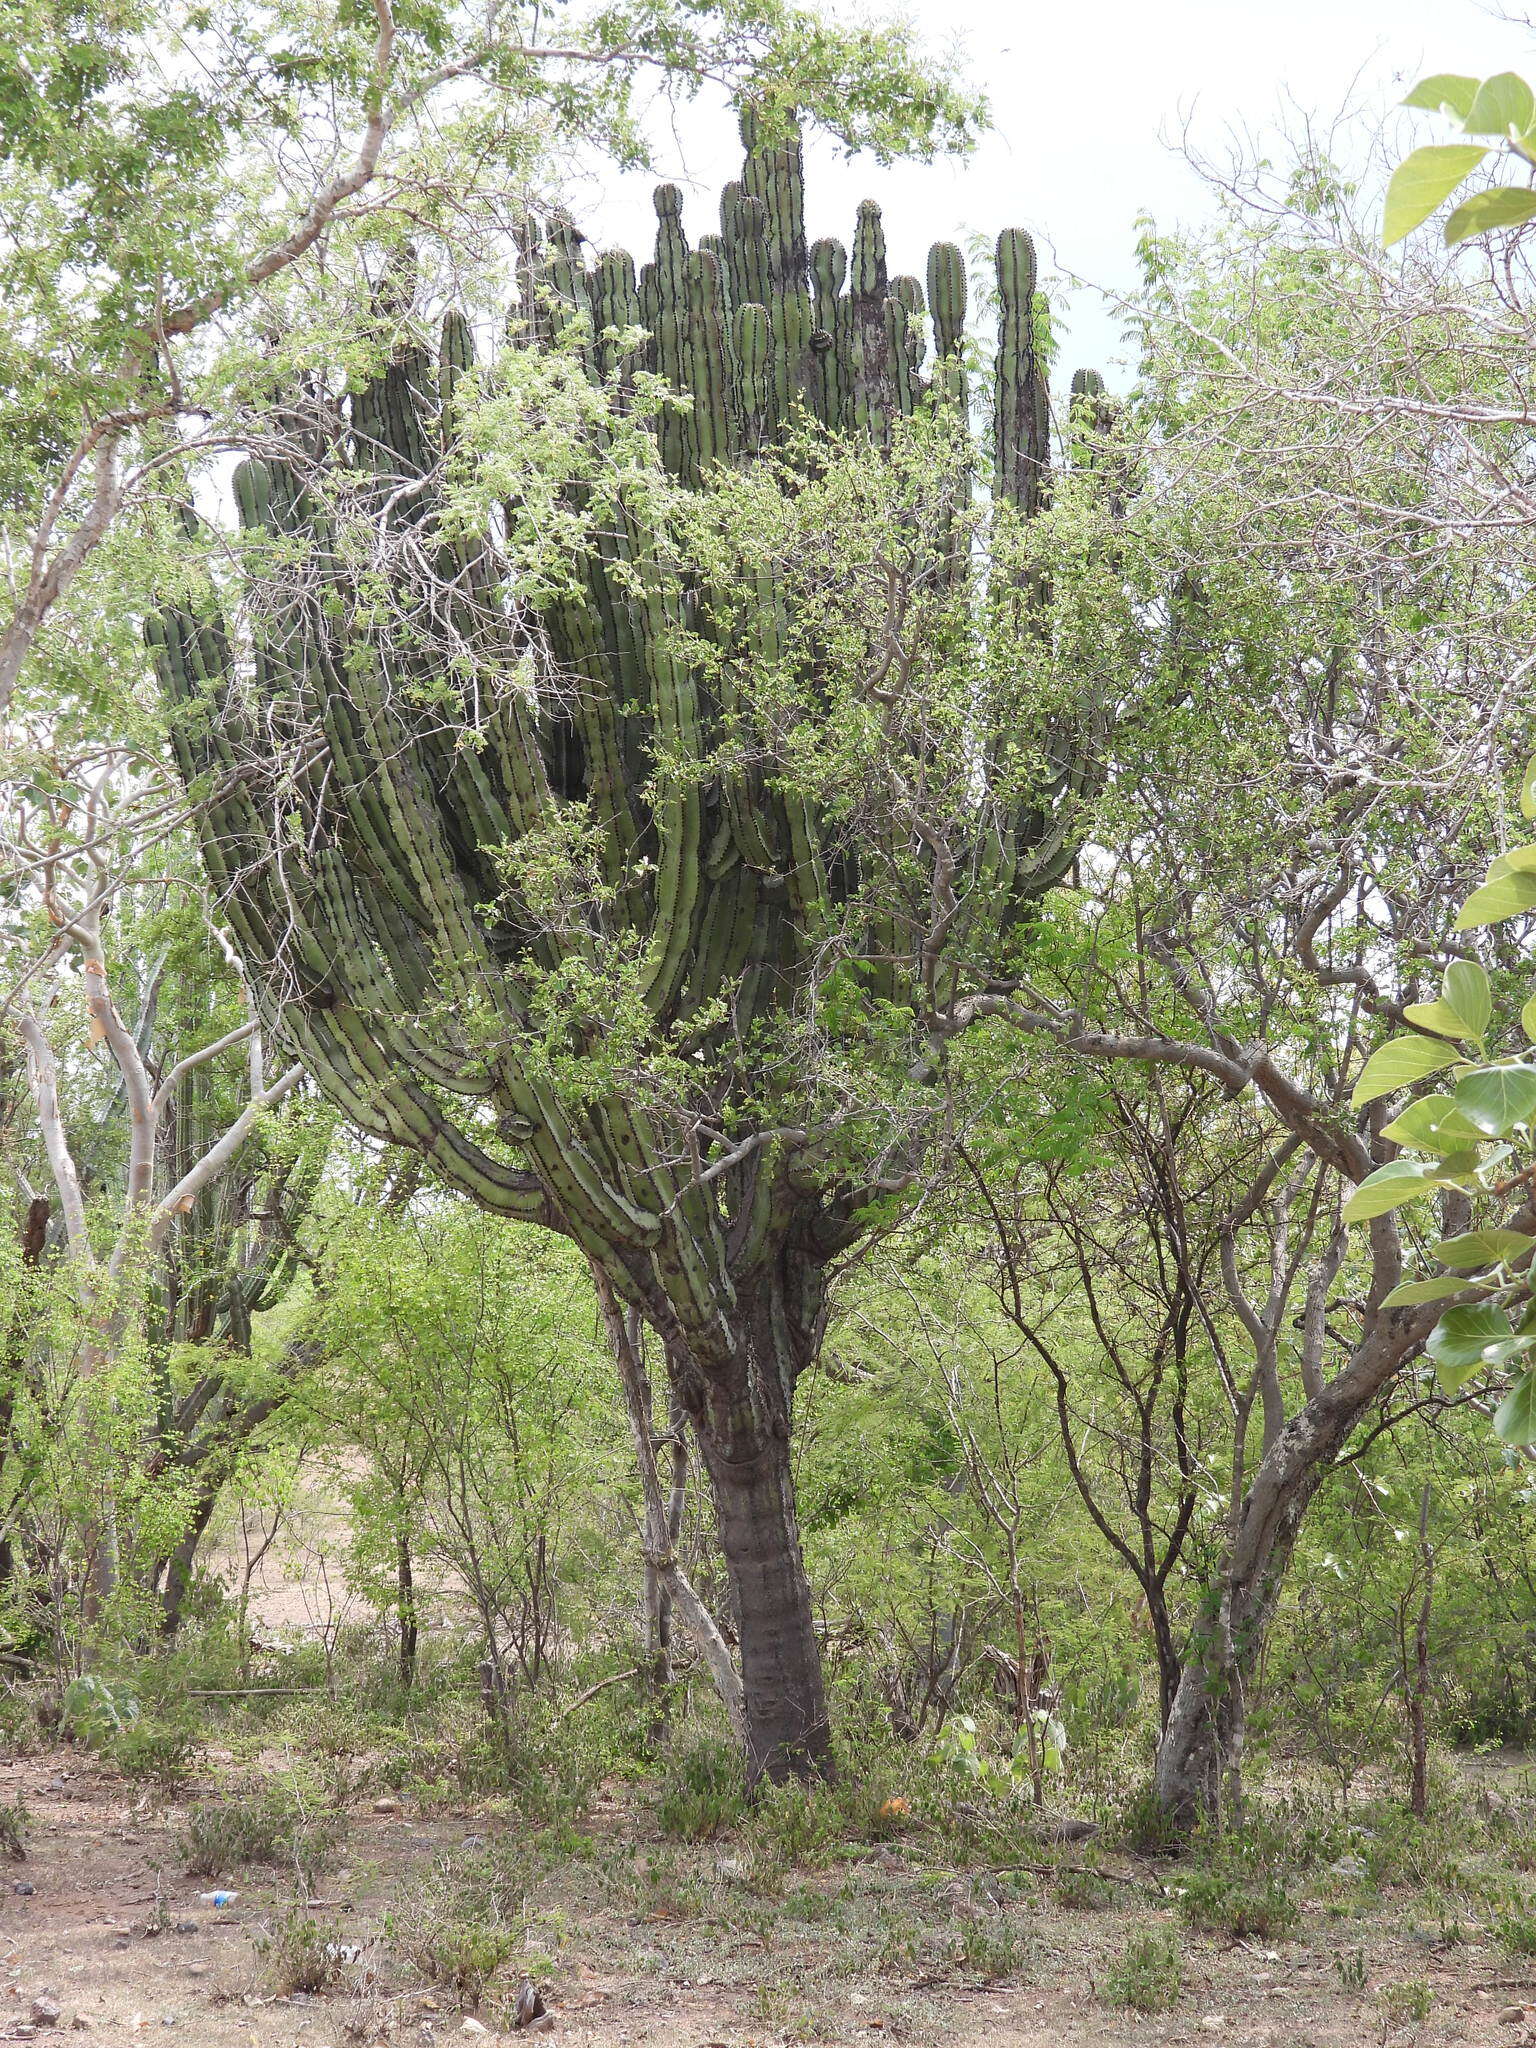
(594, 1268, 747, 1751)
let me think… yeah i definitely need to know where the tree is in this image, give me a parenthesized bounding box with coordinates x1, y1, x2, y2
(147, 121, 1108, 1780)
(2, 766, 316, 1631)
(0, 0, 982, 720)
(947, 163, 1536, 1827)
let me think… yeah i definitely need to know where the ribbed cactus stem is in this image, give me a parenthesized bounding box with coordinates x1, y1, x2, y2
(149, 118, 1108, 1792)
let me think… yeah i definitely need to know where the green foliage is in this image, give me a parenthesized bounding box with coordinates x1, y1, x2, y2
(256, 1906, 352, 1995)
(309, 1203, 625, 1685)
(1377, 1978, 1434, 2026)
(1100, 1927, 1183, 2012)
(0, 1802, 27, 1860)
(1336, 1947, 1368, 1991)
(656, 1739, 749, 1840)
(110, 1716, 196, 1793)
(61, 1675, 140, 1748)
(1175, 1868, 1298, 1941)
(181, 1788, 343, 1888)
(1386, 71, 1536, 246)
(385, 1844, 534, 2008)
(1051, 1867, 1114, 1911)
(1343, 757, 1536, 1439)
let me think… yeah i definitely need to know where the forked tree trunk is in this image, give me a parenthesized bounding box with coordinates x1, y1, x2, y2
(1152, 1304, 1428, 1834)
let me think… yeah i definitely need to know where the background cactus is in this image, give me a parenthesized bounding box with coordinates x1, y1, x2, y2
(148, 119, 1103, 1783)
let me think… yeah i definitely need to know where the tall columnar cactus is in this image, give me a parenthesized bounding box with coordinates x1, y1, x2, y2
(148, 121, 1102, 1782)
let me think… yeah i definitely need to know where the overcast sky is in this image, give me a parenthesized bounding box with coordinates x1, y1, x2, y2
(576, 0, 1532, 378)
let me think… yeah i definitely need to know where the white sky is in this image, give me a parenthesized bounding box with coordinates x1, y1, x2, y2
(576, 0, 1532, 379)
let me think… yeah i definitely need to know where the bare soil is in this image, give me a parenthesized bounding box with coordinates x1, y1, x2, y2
(7, 1745, 1536, 2048)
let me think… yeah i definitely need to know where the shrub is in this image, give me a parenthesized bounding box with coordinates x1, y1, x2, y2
(656, 1739, 747, 1841)
(747, 1781, 843, 1867)
(0, 1802, 27, 1861)
(1052, 1867, 1114, 1911)
(61, 1674, 139, 1748)
(1119, 1782, 1183, 1857)
(1176, 1868, 1298, 1940)
(256, 1907, 352, 1995)
(956, 1914, 1027, 1981)
(182, 1789, 343, 1889)
(112, 1717, 195, 1792)
(1495, 1905, 1536, 1957)
(387, 1862, 521, 2008)
(1377, 1978, 1434, 2026)
(1101, 1928, 1183, 2013)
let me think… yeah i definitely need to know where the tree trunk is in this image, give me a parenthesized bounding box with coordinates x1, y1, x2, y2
(694, 1416, 829, 1784)
(397, 1533, 418, 1690)
(663, 1255, 833, 1787)
(1408, 1481, 1433, 1821)
(156, 1488, 220, 1637)
(1152, 1303, 1429, 1835)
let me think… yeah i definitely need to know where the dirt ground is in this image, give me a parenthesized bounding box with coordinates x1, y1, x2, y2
(8, 1745, 1536, 2048)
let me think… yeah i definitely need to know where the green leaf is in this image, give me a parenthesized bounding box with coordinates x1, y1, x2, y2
(1432, 1228, 1536, 1270)
(1382, 1094, 1484, 1152)
(1350, 1034, 1464, 1107)
(1384, 145, 1489, 245)
(1342, 1160, 1438, 1222)
(1521, 755, 1536, 822)
(1402, 1001, 1472, 1041)
(1402, 73, 1480, 117)
(1454, 1065, 1536, 1136)
(1495, 1368, 1536, 1443)
(1444, 960, 1493, 1038)
(1522, 993, 1536, 1044)
(1433, 1302, 1515, 1368)
(1463, 73, 1536, 136)
(1383, 1275, 1476, 1306)
(1447, 186, 1536, 244)
(1455, 870, 1536, 930)
(1492, 844, 1536, 874)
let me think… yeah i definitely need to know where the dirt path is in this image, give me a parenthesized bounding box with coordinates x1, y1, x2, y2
(4, 1746, 1534, 2048)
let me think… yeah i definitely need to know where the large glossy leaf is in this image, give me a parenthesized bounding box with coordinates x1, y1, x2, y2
(1447, 187, 1536, 244)
(1492, 843, 1536, 874)
(1427, 1302, 1515, 1380)
(1381, 1094, 1484, 1152)
(1445, 961, 1493, 1037)
(1432, 1227, 1536, 1270)
(1384, 145, 1489, 245)
(1402, 73, 1480, 117)
(1428, 1305, 1536, 1396)
(1382, 1275, 1475, 1306)
(1342, 1160, 1439, 1222)
(1522, 993, 1536, 1045)
(1351, 1034, 1464, 1107)
(1495, 1368, 1536, 1443)
(1522, 754, 1536, 822)
(1463, 73, 1536, 136)
(1455, 870, 1536, 930)
(1454, 1065, 1536, 1136)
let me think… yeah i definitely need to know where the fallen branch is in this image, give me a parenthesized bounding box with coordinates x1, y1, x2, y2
(183, 1685, 331, 1698)
(558, 1667, 641, 1720)
(990, 1860, 1167, 1896)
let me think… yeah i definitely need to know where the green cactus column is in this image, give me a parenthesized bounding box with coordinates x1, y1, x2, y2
(151, 118, 1104, 1785)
